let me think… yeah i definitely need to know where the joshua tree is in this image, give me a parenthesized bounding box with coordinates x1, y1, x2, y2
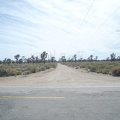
(88, 55, 93, 62)
(117, 56, 120, 61)
(6, 58, 12, 65)
(61, 56, 66, 62)
(0, 60, 2, 64)
(41, 51, 48, 64)
(73, 54, 77, 62)
(51, 57, 55, 62)
(94, 56, 98, 61)
(31, 55, 35, 64)
(35, 56, 39, 63)
(110, 53, 116, 61)
(14, 54, 20, 63)
(3, 58, 7, 64)
(106, 57, 110, 61)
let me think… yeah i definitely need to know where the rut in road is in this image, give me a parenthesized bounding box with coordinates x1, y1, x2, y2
(0, 63, 120, 86)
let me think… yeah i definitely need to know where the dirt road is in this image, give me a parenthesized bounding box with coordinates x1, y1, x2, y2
(0, 63, 120, 87)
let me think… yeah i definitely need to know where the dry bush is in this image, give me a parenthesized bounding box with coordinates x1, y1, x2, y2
(0, 62, 57, 77)
(62, 61, 120, 77)
(112, 67, 120, 76)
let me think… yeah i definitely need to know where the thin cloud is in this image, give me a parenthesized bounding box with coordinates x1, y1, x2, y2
(0, 0, 120, 60)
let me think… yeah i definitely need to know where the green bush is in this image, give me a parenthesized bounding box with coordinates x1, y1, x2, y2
(40, 67, 46, 71)
(0, 69, 7, 76)
(90, 66, 97, 72)
(22, 71, 31, 75)
(0, 62, 57, 77)
(102, 69, 109, 74)
(52, 64, 57, 68)
(112, 67, 120, 76)
(45, 65, 50, 69)
(30, 67, 36, 73)
(62, 61, 120, 77)
(96, 69, 102, 73)
(6, 68, 16, 76)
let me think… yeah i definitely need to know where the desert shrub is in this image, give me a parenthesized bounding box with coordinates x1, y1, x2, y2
(6, 68, 16, 76)
(52, 63, 57, 68)
(90, 66, 97, 72)
(0, 62, 57, 77)
(96, 69, 102, 73)
(0, 69, 7, 76)
(16, 71, 21, 75)
(76, 66, 80, 69)
(80, 65, 85, 68)
(22, 71, 31, 75)
(62, 61, 120, 76)
(102, 69, 109, 74)
(40, 66, 46, 71)
(112, 67, 120, 76)
(45, 65, 50, 69)
(30, 67, 36, 73)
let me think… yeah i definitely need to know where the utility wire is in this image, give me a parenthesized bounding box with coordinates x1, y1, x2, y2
(81, 0, 96, 27)
(71, 0, 95, 57)
(71, 0, 95, 47)
(93, 6, 120, 34)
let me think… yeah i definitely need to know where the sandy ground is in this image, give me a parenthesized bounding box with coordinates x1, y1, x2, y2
(0, 63, 120, 87)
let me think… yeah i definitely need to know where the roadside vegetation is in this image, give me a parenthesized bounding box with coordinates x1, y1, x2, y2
(60, 52, 120, 77)
(62, 61, 120, 76)
(0, 51, 57, 77)
(1, 51, 120, 77)
(0, 63, 57, 77)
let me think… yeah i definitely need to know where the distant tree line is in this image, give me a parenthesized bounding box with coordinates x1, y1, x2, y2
(59, 53, 120, 62)
(0, 51, 56, 65)
(1, 52, 120, 64)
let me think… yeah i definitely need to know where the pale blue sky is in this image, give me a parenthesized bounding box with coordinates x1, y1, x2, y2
(0, 0, 120, 60)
